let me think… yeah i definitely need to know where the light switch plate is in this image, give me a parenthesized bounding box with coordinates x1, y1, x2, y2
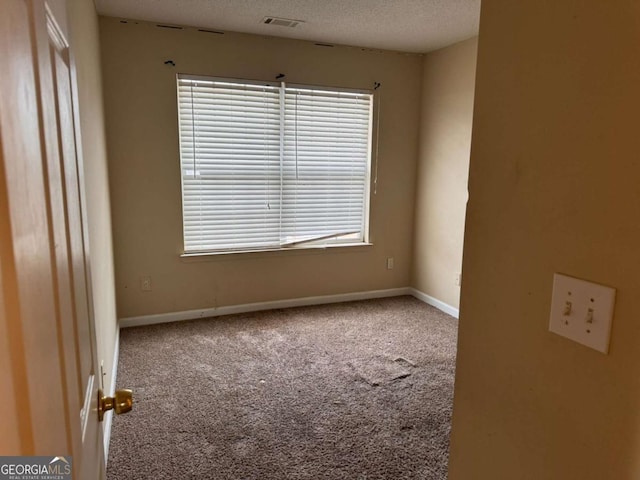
(549, 273, 616, 353)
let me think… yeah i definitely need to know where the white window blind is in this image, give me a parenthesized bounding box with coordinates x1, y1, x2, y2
(178, 75, 373, 253)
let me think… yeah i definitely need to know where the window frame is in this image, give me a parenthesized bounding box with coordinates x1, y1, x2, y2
(176, 74, 375, 257)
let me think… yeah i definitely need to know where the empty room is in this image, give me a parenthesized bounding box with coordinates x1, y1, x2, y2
(100, 1, 478, 477)
(3, 1, 640, 480)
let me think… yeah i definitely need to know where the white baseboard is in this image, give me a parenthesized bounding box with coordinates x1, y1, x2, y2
(119, 286, 458, 329)
(103, 325, 120, 466)
(120, 287, 412, 329)
(410, 288, 459, 319)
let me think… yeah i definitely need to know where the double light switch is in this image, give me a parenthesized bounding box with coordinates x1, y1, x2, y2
(549, 273, 616, 354)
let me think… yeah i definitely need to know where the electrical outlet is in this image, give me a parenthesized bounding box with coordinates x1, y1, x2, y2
(140, 275, 152, 292)
(386, 257, 394, 270)
(549, 273, 616, 354)
(455, 273, 461, 286)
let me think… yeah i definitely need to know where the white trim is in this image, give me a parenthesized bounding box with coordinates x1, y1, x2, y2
(45, 3, 69, 51)
(79, 374, 94, 442)
(120, 288, 411, 329)
(180, 242, 373, 259)
(410, 288, 459, 319)
(103, 325, 120, 466)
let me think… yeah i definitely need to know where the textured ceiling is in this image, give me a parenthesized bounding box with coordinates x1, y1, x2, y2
(94, 0, 480, 53)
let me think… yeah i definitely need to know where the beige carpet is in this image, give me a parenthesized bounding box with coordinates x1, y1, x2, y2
(107, 296, 458, 479)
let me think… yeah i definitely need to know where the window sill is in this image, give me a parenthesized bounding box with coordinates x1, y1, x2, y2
(180, 242, 374, 262)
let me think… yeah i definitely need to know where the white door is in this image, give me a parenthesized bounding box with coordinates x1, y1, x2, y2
(0, 0, 104, 478)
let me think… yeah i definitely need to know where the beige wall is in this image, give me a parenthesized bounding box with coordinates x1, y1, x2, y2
(412, 37, 477, 309)
(449, 1, 640, 479)
(99, 17, 423, 319)
(68, 1, 118, 394)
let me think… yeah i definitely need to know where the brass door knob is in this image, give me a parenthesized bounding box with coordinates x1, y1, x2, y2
(98, 388, 133, 422)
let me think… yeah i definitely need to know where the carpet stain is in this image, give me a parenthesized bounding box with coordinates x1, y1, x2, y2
(348, 355, 413, 387)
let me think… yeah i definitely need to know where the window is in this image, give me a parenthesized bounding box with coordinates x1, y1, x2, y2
(177, 75, 373, 254)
